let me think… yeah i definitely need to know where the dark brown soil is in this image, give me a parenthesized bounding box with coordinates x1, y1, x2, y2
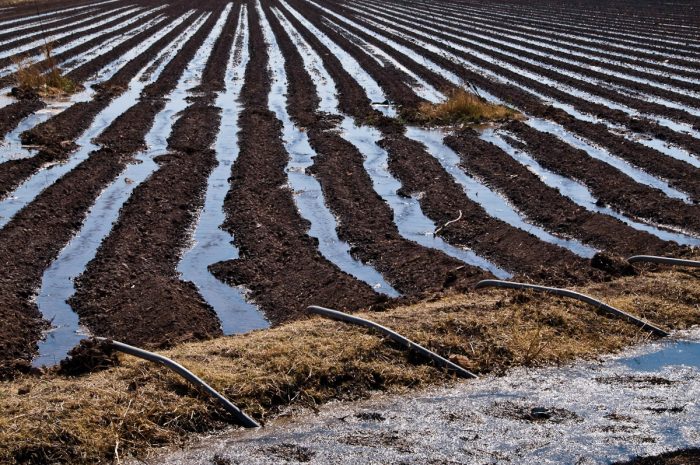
(444, 129, 677, 257)
(210, 3, 382, 325)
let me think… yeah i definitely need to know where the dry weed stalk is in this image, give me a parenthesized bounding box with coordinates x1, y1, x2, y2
(12, 42, 78, 96)
(417, 88, 519, 125)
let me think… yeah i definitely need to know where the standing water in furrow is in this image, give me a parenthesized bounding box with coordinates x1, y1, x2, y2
(482, 128, 700, 246)
(259, 2, 399, 297)
(0, 13, 191, 164)
(405, 127, 597, 258)
(338, 118, 511, 279)
(276, 2, 508, 278)
(278, 0, 395, 117)
(0, 15, 206, 229)
(30, 13, 219, 366)
(178, 5, 269, 334)
(0, 4, 135, 61)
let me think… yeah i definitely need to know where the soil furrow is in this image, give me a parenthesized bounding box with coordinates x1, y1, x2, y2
(265, 0, 492, 293)
(443, 129, 680, 256)
(0, 9, 196, 199)
(285, 0, 602, 282)
(69, 4, 237, 348)
(320, 2, 700, 201)
(504, 120, 700, 235)
(0, 5, 219, 378)
(209, 2, 383, 325)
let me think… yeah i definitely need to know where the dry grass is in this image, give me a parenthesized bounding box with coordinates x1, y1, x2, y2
(415, 88, 519, 125)
(0, 264, 699, 464)
(12, 44, 78, 96)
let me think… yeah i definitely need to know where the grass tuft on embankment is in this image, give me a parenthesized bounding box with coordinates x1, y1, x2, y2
(415, 88, 519, 125)
(0, 263, 699, 464)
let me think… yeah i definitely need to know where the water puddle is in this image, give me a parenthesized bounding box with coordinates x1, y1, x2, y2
(482, 128, 700, 246)
(260, 1, 399, 297)
(340, 117, 510, 279)
(32, 9, 220, 366)
(406, 126, 597, 258)
(178, 5, 269, 334)
(278, 0, 396, 117)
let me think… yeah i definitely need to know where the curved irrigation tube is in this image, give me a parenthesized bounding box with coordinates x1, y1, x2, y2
(628, 255, 700, 268)
(307, 306, 478, 379)
(95, 337, 260, 428)
(474, 280, 669, 337)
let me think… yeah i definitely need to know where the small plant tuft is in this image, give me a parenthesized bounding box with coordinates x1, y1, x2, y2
(12, 43, 79, 97)
(416, 88, 519, 125)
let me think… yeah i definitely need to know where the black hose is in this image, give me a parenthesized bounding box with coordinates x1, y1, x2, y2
(96, 337, 260, 428)
(474, 280, 668, 337)
(628, 255, 700, 268)
(307, 306, 478, 379)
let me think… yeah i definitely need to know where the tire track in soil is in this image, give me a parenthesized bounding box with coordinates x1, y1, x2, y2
(68, 4, 237, 350)
(504, 120, 700, 236)
(209, 2, 384, 326)
(316, 2, 700, 207)
(265, 1, 493, 294)
(0, 5, 220, 378)
(286, 0, 600, 285)
(0, 8, 197, 199)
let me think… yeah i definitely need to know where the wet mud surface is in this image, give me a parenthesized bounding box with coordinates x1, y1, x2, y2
(0, 0, 698, 374)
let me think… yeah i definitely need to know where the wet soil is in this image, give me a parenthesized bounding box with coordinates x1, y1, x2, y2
(210, 4, 382, 325)
(70, 6, 228, 348)
(265, 0, 491, 294)
(444, 129, 677, 257)
(504, 120, 700, 234)
(0, 3, 220, 376)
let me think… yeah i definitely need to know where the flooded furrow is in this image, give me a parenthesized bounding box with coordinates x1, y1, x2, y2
(178, 5, 269, 335)
(405, 126, 597, 258)
(328, 7, 700, 199)
(366, 0, 700, 85)
(278, 0, 395, 117)
(0, 5, 139, 63)
(339, 117, 510, 279)
(0, 0, 117, 30)
(349, 1, 700, 124)
(481, 129, 700, 247)
(0, 15, 206, 229)
(357, 0, 700, 102)
(32, 9, 222, 366)
(0, 13, 188, 164)
(260, 4, 399, 296)
(324, 18, 443, 104)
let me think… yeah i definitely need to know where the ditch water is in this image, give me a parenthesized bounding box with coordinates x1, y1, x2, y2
(30, 13, 212, 367)
(141, 330, 700, 465)
(178, 4, 269, 335)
